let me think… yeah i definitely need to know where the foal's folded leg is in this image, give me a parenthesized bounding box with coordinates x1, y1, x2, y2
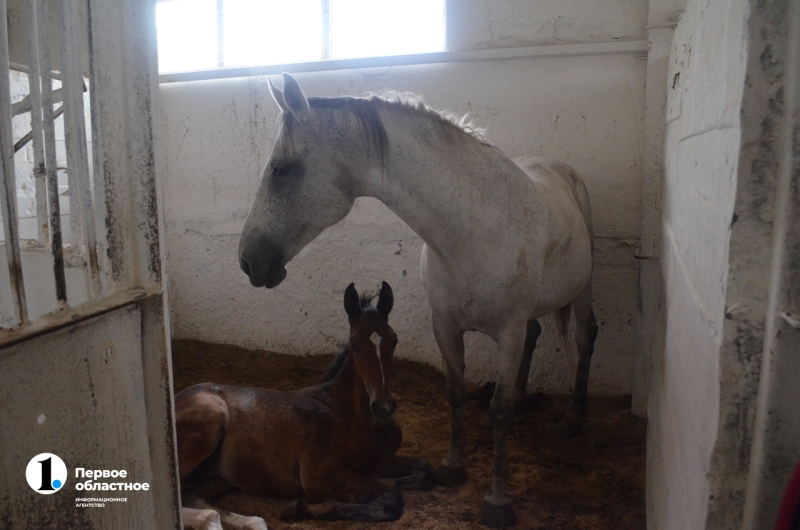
(284, 465, 404, 522)
(181, 507, 222, 530)
(282, 490, 404, 522)
(378, 455, 436, 490)
(184, 478, 268, 530)
(184, 494, 268, 530)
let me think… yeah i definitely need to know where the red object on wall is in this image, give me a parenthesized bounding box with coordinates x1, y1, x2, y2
(775, 460, 800, 530)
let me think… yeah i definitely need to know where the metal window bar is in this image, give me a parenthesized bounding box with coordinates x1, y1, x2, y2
(23, 0, 48, 248)
(13, 105, 65, 154)
(37, 0, 67, 307)
(58, 0, 100, 299)
(9, 62, 64, 81)
(0, 0, 29, 325)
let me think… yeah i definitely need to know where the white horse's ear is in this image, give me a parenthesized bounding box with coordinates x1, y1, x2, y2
(268, 77, 287, 111)
(281, 72, 309, 122)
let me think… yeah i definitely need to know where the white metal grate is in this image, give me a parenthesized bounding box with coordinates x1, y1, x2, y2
(0, 0, 161, 333)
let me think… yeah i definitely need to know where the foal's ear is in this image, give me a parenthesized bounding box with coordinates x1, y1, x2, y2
(377, 281, 394, 319)
(268, 77, 288, 112)
(281, 73, 310, 123)
(344, 283, 361, 320)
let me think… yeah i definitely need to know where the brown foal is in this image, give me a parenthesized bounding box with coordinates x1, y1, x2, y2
(176, 282, 435, 529)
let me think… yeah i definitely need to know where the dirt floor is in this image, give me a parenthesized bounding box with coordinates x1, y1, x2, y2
(172, 340, 646, 530)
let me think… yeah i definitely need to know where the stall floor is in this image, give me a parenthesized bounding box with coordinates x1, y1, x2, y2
(172, 340, 646, 530)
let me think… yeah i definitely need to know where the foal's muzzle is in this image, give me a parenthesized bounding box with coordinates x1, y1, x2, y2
(371, 399, 397, 421)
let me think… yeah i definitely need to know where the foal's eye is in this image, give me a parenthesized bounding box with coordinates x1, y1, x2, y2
(350, 343, 359, 352)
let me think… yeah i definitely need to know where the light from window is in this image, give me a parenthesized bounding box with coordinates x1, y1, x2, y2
(156, 0, 219, 73)
(223, 0, 322, 68)
(156, 0, 446, 74)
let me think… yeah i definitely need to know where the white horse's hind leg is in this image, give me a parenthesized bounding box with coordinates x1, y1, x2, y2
(512, 320, 542, 411)
(431, 313, 469, 487)
(181, 507, 222, 530)
(556, 282, 598, 437)
(480, 322, 528, 528)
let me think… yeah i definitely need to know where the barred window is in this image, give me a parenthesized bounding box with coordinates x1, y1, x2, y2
(156, 0, 446, 73)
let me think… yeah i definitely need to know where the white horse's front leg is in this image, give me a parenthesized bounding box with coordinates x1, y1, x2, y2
(431, 312, 468, 487)
(481, 322, 527, 528)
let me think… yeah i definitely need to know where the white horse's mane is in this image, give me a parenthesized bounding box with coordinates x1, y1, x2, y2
(370, 90, 491, 145)
(275, 91, 492, 164)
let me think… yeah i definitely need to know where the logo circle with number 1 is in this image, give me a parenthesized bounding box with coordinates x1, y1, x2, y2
(26, 453, 67, 494)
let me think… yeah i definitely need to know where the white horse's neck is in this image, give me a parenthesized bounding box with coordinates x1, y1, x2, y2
(356, 106, 526, 257)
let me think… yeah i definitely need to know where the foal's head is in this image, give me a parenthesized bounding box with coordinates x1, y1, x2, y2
(344, 281, 398, 421)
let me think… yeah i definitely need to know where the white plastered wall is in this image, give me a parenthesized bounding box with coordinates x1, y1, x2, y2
(159, 0, 648, 394)
(647, 0, 749, 527)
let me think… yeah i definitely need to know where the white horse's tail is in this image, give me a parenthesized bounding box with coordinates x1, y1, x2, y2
(557, 304, 576, 375)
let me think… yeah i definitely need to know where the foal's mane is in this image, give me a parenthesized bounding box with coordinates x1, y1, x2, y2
(276, 92, 491, 173)
(320, 292, 379, 384)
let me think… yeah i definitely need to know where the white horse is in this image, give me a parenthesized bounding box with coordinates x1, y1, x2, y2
(238, 73, 597, 528)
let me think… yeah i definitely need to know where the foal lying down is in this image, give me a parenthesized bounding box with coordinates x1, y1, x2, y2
(176, 282, 436, 529)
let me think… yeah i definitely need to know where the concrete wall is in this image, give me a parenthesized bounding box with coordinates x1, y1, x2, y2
(647, 0, 749, 525)
(446, 0, 646, 50)
(740, 2, 800, 527)
(160, 1, 648, 394)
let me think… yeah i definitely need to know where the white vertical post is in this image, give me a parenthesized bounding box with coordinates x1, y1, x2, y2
(24, 0, 48, 247)
(0, 0, 28, 324)
(59, 0, 100, 298)
(37, 0, 67, 305)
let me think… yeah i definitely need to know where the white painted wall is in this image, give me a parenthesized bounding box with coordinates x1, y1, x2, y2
(647, 0, 749, 527)
(161, 52, 646, 395)
(446, 0, 646, 50)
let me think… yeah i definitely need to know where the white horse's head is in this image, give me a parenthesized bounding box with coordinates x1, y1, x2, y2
(238, 73, 379, 288)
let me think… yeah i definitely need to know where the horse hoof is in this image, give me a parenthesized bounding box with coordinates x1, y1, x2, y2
(436, 465, 467, 487)
(479, 499, 516, 528)
(416, 459, 437, 489)
(280, 499, 308, 521)
(553, 415, 583, 437)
